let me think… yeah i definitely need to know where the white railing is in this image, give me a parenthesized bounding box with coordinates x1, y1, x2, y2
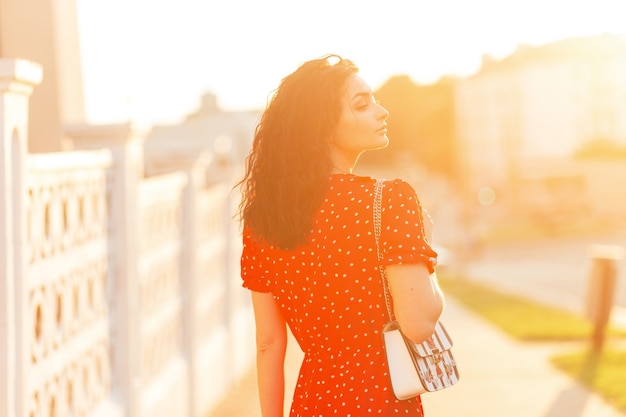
(0, 58, 254, 417)
(25, 149, 117, 417)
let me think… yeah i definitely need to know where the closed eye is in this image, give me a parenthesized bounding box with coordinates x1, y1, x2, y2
(353, 94, 379, 111)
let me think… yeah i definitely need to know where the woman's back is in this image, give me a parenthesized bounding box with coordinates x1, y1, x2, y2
(242, 174, 434, 415)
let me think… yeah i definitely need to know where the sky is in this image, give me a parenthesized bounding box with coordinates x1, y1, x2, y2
(76, 0, 626, 126)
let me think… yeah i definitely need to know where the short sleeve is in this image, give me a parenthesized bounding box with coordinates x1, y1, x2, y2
(379, 179, 437, 273)
(240, 226, 272, 293)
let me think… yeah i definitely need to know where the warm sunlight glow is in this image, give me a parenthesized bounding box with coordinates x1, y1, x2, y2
(76, 0, 626, 125)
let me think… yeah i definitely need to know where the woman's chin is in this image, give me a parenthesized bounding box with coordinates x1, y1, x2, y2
(374, 136, 390, 149)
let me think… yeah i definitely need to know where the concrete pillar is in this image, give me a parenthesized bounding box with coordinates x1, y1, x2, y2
(65, 122, 148, 417)
(0, 58, 42, 417)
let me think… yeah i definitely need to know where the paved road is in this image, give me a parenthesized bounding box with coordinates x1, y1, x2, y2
(460, 227, 626, 326)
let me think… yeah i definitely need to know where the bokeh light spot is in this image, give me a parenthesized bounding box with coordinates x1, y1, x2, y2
(478, 187, 496, 206)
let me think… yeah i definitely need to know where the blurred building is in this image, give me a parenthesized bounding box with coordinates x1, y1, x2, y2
(455, 34, 626, 226)
(144, 93, 260, 177)
(0, 0, 85, 151)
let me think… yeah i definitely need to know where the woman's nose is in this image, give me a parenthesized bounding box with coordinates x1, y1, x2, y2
(378, 103, 389, 120)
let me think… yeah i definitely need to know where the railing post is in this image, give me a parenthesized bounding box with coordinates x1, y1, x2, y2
(0, 59, 42, 417)
(586, 244, 625, 353)
(179, 153, 211, 417)
(65, 122, 148, 417)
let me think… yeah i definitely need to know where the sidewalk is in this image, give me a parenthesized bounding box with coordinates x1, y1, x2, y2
(208, 298, 625, 417)
(422, 299, 624, 417)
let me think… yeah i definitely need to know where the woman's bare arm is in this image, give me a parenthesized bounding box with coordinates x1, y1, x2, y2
(251, 291, 288, 417)
(384, 207, 444, 343)
(385, 264, 444, 343)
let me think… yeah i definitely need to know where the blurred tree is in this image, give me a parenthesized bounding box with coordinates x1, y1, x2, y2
(574, 137, 626, 159)
(362, 74, 459, 181)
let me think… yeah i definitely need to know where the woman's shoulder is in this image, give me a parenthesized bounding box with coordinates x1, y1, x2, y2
(330, 173, 411, 185)
(328, 173, 376, 191)
(378, 177, 417, 194)
(375, 177, 423, 210)
(329, 173, 417, 199)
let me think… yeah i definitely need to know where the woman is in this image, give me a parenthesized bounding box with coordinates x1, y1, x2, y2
(238, 55, 444, 416)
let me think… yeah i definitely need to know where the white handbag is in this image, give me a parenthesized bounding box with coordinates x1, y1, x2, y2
(373, 179, 460, 400)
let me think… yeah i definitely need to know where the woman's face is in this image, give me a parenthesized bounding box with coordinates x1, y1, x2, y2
(331, 74, 390, 161)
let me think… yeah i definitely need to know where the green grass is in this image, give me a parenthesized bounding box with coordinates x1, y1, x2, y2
(439, 276, 626, 341)
(552, 348, 626, 412)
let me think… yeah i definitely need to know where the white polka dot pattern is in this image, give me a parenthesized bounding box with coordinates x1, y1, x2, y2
(241, 174, 437, 416)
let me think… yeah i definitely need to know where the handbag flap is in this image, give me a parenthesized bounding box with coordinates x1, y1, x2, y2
(413, 322, 454, 357)
(384, 321, 454, 357)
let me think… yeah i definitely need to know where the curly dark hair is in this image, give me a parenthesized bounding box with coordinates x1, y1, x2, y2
(237, 55, 359, 249)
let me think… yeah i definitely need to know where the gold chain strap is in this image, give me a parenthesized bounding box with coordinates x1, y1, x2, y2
(373, 179, 395, 321)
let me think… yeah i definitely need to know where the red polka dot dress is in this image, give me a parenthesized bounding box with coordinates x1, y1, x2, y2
(241, 174, 438, 416)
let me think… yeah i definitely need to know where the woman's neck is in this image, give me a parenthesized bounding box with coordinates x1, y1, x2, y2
(329, 147, 358, 175)
(331, 165, 353, 175)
